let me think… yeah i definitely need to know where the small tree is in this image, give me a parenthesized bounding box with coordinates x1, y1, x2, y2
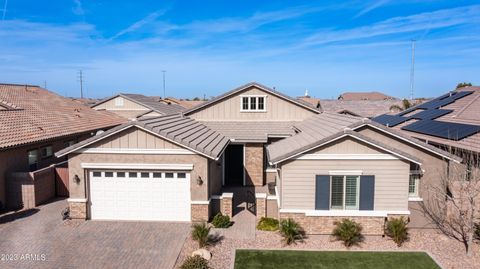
(422, 149, 480, 255)
(390, 99, 413, 112)
(456, 82, 472, 89)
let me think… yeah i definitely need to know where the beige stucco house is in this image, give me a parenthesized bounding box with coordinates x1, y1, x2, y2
(57, 82, 461, 235)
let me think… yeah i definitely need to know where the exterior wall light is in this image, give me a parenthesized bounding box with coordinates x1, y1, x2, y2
(197, 176, 203, 185)
(73, 175, 81, 184)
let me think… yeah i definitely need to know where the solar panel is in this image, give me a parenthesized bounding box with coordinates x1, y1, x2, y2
(401, 120, 480, 140)
(372, 114, 408, 127)
(409, 109, 453, 120)
(417, 91, 474, 109)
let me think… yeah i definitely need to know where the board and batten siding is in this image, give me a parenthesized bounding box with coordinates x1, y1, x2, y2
(91, 128, 183, 150)
(93, 97, 148, 111)
(281, 159, 410, 211)
(188, 87, 316, 121)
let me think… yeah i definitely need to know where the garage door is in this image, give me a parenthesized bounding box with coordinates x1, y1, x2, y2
(89, 170, 191, 221)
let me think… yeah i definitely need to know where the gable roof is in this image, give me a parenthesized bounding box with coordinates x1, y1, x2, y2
(339, 91, 396, 101)
(183, 82, 320, 115)
(92, 93, 185, 116)
(267, 112, 461, 164)
(160, 97, 206, 109)
(0, 83, 126, 150)
(201, 121, 297, 143)
(372, 86, 480, 153)
(319, 99, 402, 118)
(55, 114, 230, 160)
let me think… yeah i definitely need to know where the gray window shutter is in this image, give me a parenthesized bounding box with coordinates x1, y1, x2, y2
(315, 175, 330, 210)
(359, 175, 375, 210)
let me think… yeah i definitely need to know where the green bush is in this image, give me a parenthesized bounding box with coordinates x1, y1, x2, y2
(257, 217, 279, 231)
(279, 218, 305, 245)
(385, 217, 409, 246)
(191, 222, 211, 248)
(180, 255, 210, 269)
(332, 218, 363, 247)
(211, 213, 231, 228)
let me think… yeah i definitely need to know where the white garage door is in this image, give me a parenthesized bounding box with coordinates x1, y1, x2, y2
(89, 170, 191, 221)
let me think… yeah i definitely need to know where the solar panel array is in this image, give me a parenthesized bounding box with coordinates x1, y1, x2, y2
(402, 120, 480, 140)
(372, 90, 480, 141)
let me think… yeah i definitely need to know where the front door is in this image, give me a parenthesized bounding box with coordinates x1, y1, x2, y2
(224, 144, 244, 186)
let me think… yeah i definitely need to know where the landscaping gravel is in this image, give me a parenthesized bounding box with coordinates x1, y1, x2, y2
(175, 229, 480, 269)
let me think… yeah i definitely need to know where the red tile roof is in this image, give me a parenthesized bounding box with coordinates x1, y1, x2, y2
(0, 84, 127, 149)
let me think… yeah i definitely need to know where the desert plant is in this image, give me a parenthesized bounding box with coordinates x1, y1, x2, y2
(191, 222, 211, 248)
(180, 255, 210, 269)
(279, 218, 304, 245)
(385, 217, 409, 246)
(211, 213, 231, 228)
(332, 218, 363, 247)
(257, 217, 279, 231)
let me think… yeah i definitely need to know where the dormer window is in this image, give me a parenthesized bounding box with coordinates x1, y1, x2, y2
(240, 95, 266, 112)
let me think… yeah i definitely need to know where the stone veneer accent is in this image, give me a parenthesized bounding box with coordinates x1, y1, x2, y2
(68, 200, 87, 219)
(280, 213, 386, 235)
(220, 193, 233, 218)
(191, 204, 209, 222)
(245, 143, 264, 186)
(255, 193, 267, 220)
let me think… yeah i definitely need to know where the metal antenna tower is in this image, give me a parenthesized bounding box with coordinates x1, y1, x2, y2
(410, 40, 416, 101)
(78, 70, 84, 98)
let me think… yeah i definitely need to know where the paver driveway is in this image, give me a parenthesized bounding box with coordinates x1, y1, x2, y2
(0, 199, 190, 269)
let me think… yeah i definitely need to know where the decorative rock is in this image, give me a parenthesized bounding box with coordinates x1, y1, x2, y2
(191, 248, 212, 261)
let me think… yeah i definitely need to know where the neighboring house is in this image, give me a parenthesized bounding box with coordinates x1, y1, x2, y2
(373, 86, 480, 154)
(338, 91, 396, 101)
(91, 93, 185, 120)
(57, 82, 458, 234)
(160, 97, 205, 109)
(0, 83, 126, 209)
(319, 99, 403, 118)
(70, 97, 100, 106)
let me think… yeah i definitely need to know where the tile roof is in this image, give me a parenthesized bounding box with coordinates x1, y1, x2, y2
(267, 112, 460, 164)
(319, 99, 403, 118)
(339, 91, 396, 101)
(56, 114, 230, 160)
(183, 82, 320, 115)
(93, 93, 185, 116)
(374, 86, 480, 153)
(201, 121, 298, 142)
(161, 97, 206, 109)
(0, 83, 127, 150)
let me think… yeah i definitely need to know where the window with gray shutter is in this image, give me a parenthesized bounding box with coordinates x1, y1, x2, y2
(359, 175, 375, 210)
(315, 175, 330, 210)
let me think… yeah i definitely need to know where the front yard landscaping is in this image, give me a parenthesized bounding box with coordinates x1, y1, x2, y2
(234, 250, 441, 269)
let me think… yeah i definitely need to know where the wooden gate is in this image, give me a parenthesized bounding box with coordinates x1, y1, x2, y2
(55, 162, 69, 197)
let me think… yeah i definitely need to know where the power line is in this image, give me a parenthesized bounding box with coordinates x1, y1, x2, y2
(77, 70, 84, 98)
(410, 39, 416, 101)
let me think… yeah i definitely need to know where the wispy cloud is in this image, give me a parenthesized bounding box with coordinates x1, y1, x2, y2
(303, 5, 480, 47)
(2, 0, 7, 20)
(109, 9, 167, 40)
(353, 0, 390, 19)
(72, 0, 84, 16)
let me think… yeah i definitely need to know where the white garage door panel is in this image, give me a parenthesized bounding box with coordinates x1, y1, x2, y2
(89, 171, 191, 221)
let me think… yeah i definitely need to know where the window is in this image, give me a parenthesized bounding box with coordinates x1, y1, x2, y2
(165, 172, 174, 178)
(409, 174, 420, 197)
(105, 172, 114, 177)
(177, 172, 186, 178)
(240, 96, 266, 112)
(28, 149, 39, 171)
(129, 172, 138, 178)
(115, 97, 124, 107)
(117, 172, 125, 177)
(41, 146, 53, 159)
(153, 172, 163, 178)
(92, 171, 102, 177)
(330, 175, 359, 210)
(141, 172, 150, 178)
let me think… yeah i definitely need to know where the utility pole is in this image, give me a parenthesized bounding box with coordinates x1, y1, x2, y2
(78, 70, 84, 98)
(410, 40, 416, 101)
(162, 70, 166, 98)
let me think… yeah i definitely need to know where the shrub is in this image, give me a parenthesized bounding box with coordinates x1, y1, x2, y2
(180, 255, 210, 269)
(191, 222, 211, 248)
(279, 218, 305, 245)
(385, 217, 409, 246)
(332, 218, 363, 247)
(257, 217, 279, 231)
(211, 213, 231, 228)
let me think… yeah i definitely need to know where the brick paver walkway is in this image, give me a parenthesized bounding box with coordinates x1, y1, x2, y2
(0, 199, 189, 269)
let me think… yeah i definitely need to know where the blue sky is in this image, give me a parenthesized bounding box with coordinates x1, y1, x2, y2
(0, 0, 479, 99)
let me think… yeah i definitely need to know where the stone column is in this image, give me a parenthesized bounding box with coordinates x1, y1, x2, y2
(255, 193, 267, 220)
(220, 192, 233, 218)
(68, 198, 87, 219)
